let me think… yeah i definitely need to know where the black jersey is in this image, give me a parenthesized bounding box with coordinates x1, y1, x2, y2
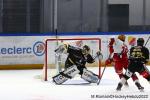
(129, 46, 149, 63)
(65, 45, 94, 68)
(127, 46, 149, 73)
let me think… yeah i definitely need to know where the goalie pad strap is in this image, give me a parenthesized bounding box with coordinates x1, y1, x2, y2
(63, 65, 80, 77)
(53, 65, 80, 85)
(60, 72, 72, 79)
(81, 69, 99, 83)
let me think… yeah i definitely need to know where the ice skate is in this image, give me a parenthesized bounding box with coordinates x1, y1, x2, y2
(124, 81, 129, 87)
(135, 82, 144, 92)
(116, 82, 123, 91)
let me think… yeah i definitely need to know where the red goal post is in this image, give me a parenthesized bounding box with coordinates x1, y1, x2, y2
(44, 37, 101, 81)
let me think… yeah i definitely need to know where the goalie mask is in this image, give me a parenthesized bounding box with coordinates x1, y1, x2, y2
(82, 45, 90, 55)
(137, 38, 144, 46)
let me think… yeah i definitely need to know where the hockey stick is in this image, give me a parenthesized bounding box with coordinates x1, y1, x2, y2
(144, 36, 150, 46)
(144, 64, 150, 74)
(97, 64, 107, 85)
(143, 36, 150, 74)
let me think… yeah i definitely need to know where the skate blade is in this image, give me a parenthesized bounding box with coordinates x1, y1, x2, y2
(124, 84, 129, 88)
(139, 89, 144, 92)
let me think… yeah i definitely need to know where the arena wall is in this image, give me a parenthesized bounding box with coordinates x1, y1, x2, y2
(0, 32, 149, 69)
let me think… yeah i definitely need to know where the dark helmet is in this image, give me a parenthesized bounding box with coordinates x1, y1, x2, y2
(137, 38, 144, 46)
(82, 45, 90, 55)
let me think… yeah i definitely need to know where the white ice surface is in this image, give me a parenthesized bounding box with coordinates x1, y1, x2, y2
(0, 67, 150, 100)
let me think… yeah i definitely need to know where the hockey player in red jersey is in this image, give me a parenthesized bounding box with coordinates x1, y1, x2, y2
(53, 44, 102, 85)
(105, 34, 143, 88)
(116, 38, 150, 91)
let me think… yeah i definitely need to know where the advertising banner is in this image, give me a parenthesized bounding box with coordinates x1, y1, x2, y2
(0, 32, 149, 68)
(0, 36, 45, 65)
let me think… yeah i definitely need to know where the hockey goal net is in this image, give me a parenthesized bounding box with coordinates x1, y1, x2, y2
(43, 38, 101, 81)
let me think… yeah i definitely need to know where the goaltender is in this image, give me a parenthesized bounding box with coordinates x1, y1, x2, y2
(53, 43, 102, 85)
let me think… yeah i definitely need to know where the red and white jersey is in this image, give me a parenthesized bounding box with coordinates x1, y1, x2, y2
(113, 39, 128, 54)
(109, 38, 128, 61)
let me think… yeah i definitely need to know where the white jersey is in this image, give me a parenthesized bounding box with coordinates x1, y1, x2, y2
(113, 38, 124, 54)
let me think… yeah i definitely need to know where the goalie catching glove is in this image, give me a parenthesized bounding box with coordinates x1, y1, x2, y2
(54, 44, 68, 54)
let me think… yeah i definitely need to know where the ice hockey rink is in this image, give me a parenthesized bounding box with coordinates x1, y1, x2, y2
(0, 67, 150, 100)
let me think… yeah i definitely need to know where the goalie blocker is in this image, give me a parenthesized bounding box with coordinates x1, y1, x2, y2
(52, 65, 99, 85)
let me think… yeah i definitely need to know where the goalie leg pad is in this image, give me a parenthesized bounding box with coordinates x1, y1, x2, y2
(52, 73, 68, 85)
(81, 68, 99, 83)
(52, 65, 80, 85)
(63, 65, 80, 77)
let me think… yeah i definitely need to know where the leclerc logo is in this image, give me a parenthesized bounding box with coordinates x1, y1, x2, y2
(33, 41, 45, 56)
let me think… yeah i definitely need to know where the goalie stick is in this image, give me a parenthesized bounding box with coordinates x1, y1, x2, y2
(97, 53, 109, 85)
(93, 50, 104, 85)
(97, 44, 111, 85)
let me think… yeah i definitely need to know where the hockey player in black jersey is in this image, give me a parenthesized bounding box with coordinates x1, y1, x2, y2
(53, 44, 102, 85)
(116, 38, 150, 91)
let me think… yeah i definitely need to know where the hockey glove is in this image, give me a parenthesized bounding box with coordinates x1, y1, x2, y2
(93, 51, 103, 61)
(109, 38, 115, 46)
(105, 58, 113, 65)
(96, 51, 102, 56)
